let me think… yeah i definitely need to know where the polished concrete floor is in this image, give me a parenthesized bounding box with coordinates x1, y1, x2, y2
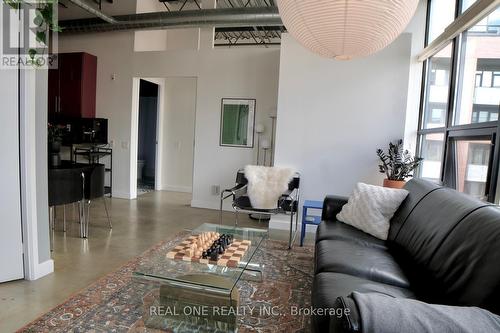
(0, 191, 311, 332)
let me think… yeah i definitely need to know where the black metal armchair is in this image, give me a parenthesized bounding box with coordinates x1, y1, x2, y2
(220, 169, 300, 249)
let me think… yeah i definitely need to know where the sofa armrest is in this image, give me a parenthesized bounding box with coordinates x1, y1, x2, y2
(322, 195, 349, 222)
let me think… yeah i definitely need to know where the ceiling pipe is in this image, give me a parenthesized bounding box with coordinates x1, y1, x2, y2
(60, 7, 282, 34)
(66, 0, 117, 24)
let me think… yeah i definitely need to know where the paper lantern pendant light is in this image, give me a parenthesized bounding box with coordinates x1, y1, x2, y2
(276, 0, 419, 60)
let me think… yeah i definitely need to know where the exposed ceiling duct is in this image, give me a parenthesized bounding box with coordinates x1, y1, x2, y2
(60, 7, 282, 34)
(65, 0, 117, 24)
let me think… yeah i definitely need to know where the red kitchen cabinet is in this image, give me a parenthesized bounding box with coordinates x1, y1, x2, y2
(48, 52, 97, 119)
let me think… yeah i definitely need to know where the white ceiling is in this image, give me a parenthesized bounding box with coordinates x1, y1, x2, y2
(58, 0, 137, 20)
(58, 0, 206, 21)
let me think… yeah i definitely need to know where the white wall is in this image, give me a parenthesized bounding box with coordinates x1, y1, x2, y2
(192, 49, 280, 209)
(274, 33, 412, 207)
(20, 69, 54, 279)
(271, 1, 427, 233)
(162, 77, 197, 192)
(35, 70, 51, 263)
(272, 1, 427, 219)
(0, 66, 24, 282)
(403, 0, 428, 154)
(57, 32, 280, 208)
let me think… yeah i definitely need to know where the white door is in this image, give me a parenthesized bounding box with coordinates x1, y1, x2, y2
(0, 57, 24, 282)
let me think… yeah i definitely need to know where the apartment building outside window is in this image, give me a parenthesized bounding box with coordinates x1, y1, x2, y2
(417, 1, 500, 203)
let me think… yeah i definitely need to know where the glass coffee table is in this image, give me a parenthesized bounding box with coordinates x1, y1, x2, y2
(133, 223, 268, 332)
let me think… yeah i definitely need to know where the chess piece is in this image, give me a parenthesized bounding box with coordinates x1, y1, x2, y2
(210, 251, 219, 261)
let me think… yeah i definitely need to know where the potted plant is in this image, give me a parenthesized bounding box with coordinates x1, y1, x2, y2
(48, 123, 65, 167)
(376, 139, 423, 189)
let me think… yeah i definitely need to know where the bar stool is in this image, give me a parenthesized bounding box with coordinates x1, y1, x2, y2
(48, 168, 85, 250)
(81, 163, 112, 238)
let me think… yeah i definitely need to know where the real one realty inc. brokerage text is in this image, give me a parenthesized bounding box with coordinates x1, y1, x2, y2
(149, 305, 350, 318)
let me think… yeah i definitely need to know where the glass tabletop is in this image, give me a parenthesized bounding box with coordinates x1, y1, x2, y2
(133, 223, 268, 295)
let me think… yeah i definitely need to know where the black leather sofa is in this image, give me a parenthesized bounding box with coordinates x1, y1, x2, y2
(312, 178, 500, 332)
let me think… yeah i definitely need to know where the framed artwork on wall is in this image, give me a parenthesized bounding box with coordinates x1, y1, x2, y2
(220, 98, 256, 148)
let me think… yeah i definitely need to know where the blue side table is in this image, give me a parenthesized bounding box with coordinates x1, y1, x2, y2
(301, 200, 323, 246)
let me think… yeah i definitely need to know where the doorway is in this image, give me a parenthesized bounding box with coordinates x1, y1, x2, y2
(130, 77, 197, 199)
(137, 80, 160, 195)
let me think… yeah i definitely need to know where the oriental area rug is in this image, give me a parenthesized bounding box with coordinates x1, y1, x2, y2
(19, 231, 314, 333)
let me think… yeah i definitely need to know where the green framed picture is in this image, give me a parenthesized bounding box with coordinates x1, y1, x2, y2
(220, 98, 256, 148)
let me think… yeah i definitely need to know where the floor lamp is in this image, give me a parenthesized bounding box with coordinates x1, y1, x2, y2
(251, 126, 270, 221)
(269, 115, 276, 166)
(255, 123, 265, 165)
(261, 138, 271, 166)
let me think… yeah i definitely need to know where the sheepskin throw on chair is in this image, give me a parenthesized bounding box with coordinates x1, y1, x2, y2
(244, 165, 295, 209)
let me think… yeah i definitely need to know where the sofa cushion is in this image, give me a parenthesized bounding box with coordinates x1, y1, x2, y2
(312, 272, 415, 333)
(316, 220, 387, 250)
(426, 206, 500, 314)
(388, 178, 442, 241)
(389, 188, 490, 273)
(336, 183, 409, 240)
(315, 239, 410, 288)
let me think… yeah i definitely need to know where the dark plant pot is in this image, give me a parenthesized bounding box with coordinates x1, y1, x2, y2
(383, 179, 406, 189)
(49, 153, 61, 167)
(49, 141, 61, 153)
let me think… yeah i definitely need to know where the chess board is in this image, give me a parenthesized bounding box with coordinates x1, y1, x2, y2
(166, 235, 252, 268)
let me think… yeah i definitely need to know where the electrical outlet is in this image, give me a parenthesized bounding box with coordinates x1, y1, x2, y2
(121, 141, 129, 149)
(211, 185, 220, 196)
(109, 140, 114, 148)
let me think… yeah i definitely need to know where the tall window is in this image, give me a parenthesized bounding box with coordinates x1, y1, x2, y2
(417, 2, 500, 203)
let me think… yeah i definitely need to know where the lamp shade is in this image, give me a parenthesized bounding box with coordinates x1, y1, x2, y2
(276, 0, 419, 60)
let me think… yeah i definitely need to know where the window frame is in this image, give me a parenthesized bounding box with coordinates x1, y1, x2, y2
(493, 71, 500, 87)
(416, 0, 500, 203)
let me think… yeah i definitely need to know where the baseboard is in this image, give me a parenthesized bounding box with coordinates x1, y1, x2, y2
(28, 259, 54, 280)
(162, 185, 192, 193)
(112, 191, 132, 199)
(269, 215, 317, 233)
(191, 199, 233, 212)
(269, 215, 291, 230)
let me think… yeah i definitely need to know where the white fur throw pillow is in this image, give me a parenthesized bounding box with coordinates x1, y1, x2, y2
(336, 182, 409, 240)
(244, 165, 295, 209)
